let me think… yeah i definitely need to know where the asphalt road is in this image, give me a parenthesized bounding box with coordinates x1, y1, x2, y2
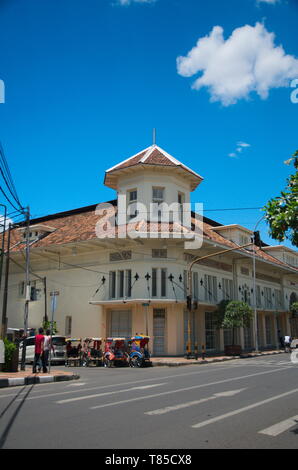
(0, 354, 298, 449)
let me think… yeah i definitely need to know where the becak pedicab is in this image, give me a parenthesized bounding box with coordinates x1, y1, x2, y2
(129, 334, 151, 368)
(81, 337, 103, 367)
(103, 337, 129, 368)
(65, 338, 82, 367)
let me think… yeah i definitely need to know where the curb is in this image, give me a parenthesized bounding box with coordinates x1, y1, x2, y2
(151, 350, 284, 367)
(0, 373, 80, 388)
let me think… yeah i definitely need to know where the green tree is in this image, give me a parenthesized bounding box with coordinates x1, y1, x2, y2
(218, 301, 253, 345)
(42, 320, 58, 334)
(263, 151, 298, 247)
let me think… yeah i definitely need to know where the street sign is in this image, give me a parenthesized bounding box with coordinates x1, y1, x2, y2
(50, 291, 60, 296)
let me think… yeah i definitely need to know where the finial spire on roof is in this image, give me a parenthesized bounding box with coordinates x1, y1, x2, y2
(153, 128, 156, 146)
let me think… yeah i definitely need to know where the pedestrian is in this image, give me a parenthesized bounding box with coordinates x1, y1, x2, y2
(278, 330, 284, 349)
(43, 329, 54, 368)
(284, 334, 292, 353)
(32, 327, 47, 373)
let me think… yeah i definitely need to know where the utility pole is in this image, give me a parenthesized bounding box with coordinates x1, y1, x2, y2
(21, 207, 30, 371)
(1, 222, 11, 339)
(0, 204, 7, 293)
(43, 277, 48, 323)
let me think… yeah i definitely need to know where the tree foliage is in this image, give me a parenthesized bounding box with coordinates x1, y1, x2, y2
(221, 301, 253, 329)
(263, 151, 298, 247)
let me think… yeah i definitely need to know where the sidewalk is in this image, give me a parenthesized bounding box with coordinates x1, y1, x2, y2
(0, 367, 80, 388)
(150, 349, 285, 366)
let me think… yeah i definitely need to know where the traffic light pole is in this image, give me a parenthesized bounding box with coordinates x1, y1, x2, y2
(1, 222, 11, 340)
(186, 241, 256, 359)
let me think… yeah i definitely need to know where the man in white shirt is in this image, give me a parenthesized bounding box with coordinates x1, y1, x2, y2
(284, 335, 292, 351)
(43, 329, 54, 367)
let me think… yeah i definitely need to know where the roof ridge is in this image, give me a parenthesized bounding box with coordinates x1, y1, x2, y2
(106, 146, 152, 173)
(139, 145, 155, 163)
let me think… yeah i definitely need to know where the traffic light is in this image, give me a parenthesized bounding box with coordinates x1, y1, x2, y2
(186, 295, 192, 311)
(253, 230, 262, 247)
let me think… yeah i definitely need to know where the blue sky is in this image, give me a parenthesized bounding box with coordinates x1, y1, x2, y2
(0, 0, 297, 246)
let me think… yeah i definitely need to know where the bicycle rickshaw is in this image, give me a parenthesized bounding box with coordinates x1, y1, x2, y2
(65, 338, 83, 366)
(81, 337, 103, 367)
(103, 337, 129, 367)
(128, 334, 151, 368)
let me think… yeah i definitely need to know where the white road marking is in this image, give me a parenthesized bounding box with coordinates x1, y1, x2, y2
(258, 416, 298, 436)
(7, 363, 247, 402)
(66, 382, 86, 387)
(191, 388, 298, 429)
(56, 383, 167, 404)
(89, 367, 289, 410)
(145, 389, 246, 415)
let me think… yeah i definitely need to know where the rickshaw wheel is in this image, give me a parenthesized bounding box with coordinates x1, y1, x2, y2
(104, 358, 112, 368)
(136, 357, 143, 368)
(130, 356, 142, 368)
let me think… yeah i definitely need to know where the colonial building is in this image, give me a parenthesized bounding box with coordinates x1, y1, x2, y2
(4, 145, 298, 355)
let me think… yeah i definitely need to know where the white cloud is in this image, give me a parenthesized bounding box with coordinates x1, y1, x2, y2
(116, 0, 156, 5)
(0, 215, 13, 232)
(177, 22, 298, 106)
(228, 141, 251, 158)
(257, 0, 279, 4)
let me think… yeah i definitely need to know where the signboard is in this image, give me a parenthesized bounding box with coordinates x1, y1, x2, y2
(142, 303, 150, 307)
(0, 340, 4, 364)
(50, 291, 60, 296)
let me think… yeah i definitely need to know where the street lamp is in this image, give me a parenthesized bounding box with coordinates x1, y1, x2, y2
(252, 215, 265, 352)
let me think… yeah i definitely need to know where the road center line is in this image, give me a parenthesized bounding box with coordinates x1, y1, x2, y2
(145, 389, 246, 415)
(191, 388, 298, 429)
(56, 383, 167, 404)
(89, 366, 289, 410)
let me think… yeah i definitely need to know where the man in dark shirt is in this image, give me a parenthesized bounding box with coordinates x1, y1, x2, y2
(32, 327, 47, 373)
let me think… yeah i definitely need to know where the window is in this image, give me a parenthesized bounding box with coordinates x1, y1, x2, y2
(152, 249, 167, 258)
(265, 315, 273, 345)
(118, 271, 124, 298)
(204, 275, 217, 303)
(125, 270, 132, 298)
(193, 272, 199, 300)
(222, 278, 233, 301)
(264, 287, 273, 309)
(205, 312, 217, 350)
(161, 268, 167, 297)
(109, 271, 116, 299)
(65, 316, 72, 336)
(178, 192, 185, 222)
(110, 251, 131, 262)
(152, 187, 164, 203)
(274, 289, 282, 309)
(109, 270, 132, 299)
(152, 268, 157, 297)
(128, 190, 137, 203)
(127, 189, 138, 220)
(256, 285, 262, 308)
(152, 268, 167, 298)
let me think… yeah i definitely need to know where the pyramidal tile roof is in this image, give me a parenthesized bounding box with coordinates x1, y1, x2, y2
(105, 145, 204, 181)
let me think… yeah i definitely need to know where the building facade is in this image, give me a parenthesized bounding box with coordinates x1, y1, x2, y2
(4, 145, 298, 355)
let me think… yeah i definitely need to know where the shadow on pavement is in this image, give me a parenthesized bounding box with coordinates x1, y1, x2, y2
(0, 381, 35, 448)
